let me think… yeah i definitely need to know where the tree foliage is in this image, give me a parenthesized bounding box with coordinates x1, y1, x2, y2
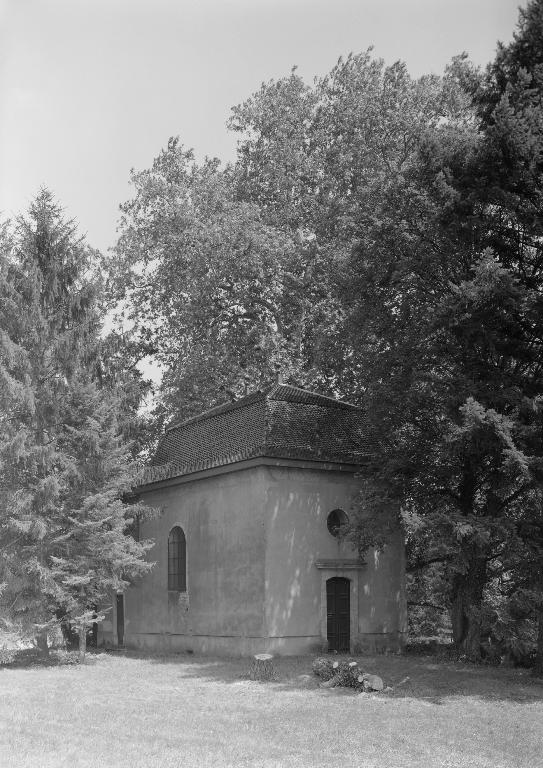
(113, 53, 471, 428)
(111, 148, 312, 425)
(0, 191, 154, 655)
(345, 0, 543, 663)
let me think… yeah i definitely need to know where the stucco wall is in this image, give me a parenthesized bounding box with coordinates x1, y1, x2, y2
(121, 466, 268, 653)
(357, 526, 407, 640)
(104, 460, 406, 656)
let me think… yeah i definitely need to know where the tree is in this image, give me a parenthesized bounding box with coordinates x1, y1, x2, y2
(0, 191, 154, 658)
(344, 1, 543, 662)
(477, 0, 543, 671)
(230, 54, 468, 241)
(111, 141, 337, 428)
(114, 54, 470, 426)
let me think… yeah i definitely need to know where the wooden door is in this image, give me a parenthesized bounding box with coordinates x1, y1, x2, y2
(116, 594, 125, 647)
(326, 577, 350, 652)
(90, 606, 98, 648)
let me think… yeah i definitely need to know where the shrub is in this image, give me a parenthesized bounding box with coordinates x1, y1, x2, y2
(0, 645, 15, 665)
(312, 658, 385, 691)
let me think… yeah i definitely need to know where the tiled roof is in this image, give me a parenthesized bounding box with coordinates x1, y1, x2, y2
(139, 384, 372, 486)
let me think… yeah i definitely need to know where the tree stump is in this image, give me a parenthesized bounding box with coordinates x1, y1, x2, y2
(249, 653, 275, 681)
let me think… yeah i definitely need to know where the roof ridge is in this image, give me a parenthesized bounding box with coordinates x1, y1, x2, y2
(266, 383, 361, 409)
(165, 385, 361, 435)
(166, 390, 266, 433)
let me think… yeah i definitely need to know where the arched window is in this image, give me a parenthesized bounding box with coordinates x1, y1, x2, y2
(327, 508, 348, 538)
(168, 526, 186, 591)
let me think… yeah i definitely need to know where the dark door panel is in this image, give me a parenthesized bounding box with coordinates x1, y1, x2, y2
(326, 577, 350, 652)
(116, 593, 124, 647)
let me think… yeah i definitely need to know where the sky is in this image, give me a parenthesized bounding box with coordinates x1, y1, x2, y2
(1, 0, 524, 255)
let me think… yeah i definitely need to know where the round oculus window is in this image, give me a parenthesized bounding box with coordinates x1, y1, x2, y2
(327, 508, 348, 537)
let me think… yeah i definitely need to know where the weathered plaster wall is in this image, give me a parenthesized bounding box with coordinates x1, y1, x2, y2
(121, 466, 267, 654)
(357, 526, 407, 645)
(263, 465, 406, 654)
(103, 460, 406, 656)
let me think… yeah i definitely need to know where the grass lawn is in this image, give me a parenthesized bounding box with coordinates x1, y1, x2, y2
(1, 651, 542, 768)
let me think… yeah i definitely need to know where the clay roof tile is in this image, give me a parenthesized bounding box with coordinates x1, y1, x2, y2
(139, 384, 373, 487)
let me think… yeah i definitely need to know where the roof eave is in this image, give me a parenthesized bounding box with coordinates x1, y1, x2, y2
(135, 452, 375, 492)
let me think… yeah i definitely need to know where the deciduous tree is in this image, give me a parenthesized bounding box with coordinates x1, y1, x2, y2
(114, 54, 469, 425)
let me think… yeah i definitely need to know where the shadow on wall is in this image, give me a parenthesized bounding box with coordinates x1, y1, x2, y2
(262, 470, 404, 644)
(265, 479, 345, 639)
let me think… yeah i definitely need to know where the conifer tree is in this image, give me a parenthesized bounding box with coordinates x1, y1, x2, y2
(478, 0, 543, 672)
(345, 0, 543, 663)
(0, 191, 153, 658)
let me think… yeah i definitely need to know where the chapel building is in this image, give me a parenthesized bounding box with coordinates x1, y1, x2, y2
(99, 384, 406, 655)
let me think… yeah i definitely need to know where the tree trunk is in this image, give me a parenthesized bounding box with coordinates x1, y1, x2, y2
(450, 464, 488, 660)
(36, 629, 49, 658)
(533, 602, 543, 677)
(450, 556, 487, 660)
(78, 625, 87, 664)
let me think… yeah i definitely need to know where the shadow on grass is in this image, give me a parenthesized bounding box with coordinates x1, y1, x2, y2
(117, 650, 543, 705)
(4, 647, 543, 705)
(0, 647, 103, 670)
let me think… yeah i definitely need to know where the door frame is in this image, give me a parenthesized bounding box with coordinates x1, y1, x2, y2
(316, 562, 362, 653)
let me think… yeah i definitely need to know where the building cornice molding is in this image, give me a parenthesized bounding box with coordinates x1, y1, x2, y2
(136, 455, 367, 494)
(315, 559, 366, 570)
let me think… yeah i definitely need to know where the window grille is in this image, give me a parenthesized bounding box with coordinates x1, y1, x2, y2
(168, 526, 186, 591)
(327, 508, 348, 537)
